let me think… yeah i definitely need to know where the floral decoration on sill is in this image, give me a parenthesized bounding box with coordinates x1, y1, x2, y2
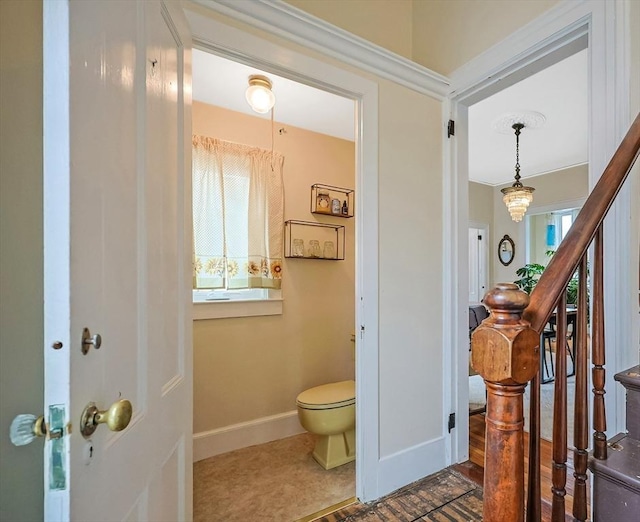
(205, 258, 225, 276)
(192, 255, 283, 288)
(227, 260, 239, 277)
(247, 261, 260, 276)
(270, 261, 282, 279)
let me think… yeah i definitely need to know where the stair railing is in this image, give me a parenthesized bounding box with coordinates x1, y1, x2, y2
(471, 113, 640, 522)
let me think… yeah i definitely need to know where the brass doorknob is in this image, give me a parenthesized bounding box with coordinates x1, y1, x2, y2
(80, 399, 132, 438)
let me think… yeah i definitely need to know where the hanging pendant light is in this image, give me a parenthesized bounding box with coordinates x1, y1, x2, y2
(245, 75, 275, 114)
(501, 123, 535, 222)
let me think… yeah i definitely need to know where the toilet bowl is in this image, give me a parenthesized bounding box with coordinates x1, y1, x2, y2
(296, 380, 355, 470)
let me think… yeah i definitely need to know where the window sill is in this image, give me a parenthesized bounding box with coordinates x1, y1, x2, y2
(192, 298, 283, 320)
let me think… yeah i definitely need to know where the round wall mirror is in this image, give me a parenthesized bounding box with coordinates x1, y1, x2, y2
(498, 234, 515, 266)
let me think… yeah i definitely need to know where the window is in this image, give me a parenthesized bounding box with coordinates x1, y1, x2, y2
(545, 208, 580, 250)
(560, 212, 575, 240)
(192, 136, 285, 318)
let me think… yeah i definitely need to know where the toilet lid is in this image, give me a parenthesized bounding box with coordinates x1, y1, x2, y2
(296, 380, 355, 410)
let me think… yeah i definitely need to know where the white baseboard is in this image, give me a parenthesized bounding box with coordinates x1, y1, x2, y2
(193, 410, 305, 462)
(377, 436, 447, 497)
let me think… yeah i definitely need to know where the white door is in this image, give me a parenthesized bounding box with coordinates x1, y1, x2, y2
(43, 1, 192, 520)
(468, 227, 487, 303)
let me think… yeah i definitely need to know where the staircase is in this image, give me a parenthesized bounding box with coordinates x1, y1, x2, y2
(471, 113, 640, 522)
(589, 366, 640, 520)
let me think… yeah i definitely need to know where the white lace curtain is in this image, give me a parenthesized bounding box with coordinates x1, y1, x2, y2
(192, 135, 284, 290)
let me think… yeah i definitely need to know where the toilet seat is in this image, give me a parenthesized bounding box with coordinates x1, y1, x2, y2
(296, 380, 355, 410)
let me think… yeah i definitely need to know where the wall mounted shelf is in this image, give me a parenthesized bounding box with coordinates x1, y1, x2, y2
(284, 220, 345, 260)
(311, 183, 354, 218)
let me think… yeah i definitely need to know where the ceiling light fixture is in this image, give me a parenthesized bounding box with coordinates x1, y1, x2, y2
(245, 75, 275, 114)
(501, 123, 535, 222)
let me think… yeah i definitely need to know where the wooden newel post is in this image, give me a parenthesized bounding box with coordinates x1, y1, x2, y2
(471, 283, 540, 522)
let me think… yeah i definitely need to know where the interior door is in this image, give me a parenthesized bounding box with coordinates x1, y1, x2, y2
(468, 227, 487, 303)
(43, 1, 192, 520)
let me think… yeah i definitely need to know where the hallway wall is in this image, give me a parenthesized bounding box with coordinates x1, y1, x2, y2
(0, 1, 44, 520)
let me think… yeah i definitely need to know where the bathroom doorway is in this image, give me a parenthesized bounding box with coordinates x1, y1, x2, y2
(190, 48, 359, 520)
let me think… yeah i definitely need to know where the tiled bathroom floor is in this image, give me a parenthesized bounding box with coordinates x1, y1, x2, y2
(194, 432, 355, 521)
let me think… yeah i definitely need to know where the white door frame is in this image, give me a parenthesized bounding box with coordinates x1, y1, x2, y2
(184, 9, 382, 501)
(444, 0, 634, 463)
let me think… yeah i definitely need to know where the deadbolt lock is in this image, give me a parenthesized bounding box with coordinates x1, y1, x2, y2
(81, 327, 102, 355)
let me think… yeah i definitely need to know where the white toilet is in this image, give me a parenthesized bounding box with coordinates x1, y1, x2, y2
(296, 379, 355, 470)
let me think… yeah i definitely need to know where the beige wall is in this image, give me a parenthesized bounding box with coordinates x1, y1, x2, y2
(0, 1, 44, 520)
(285, 0, 413, 59)
(518, 164, 588, 210)
(529, 213, 550, 266)
(285, 0, 559, 76)
(492, 164, 589, 286)
(469, 181, 493, 225)
(192, 102, 356, 433)
(411, 0, 559, 75)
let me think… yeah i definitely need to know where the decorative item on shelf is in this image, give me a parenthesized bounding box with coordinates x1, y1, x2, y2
(311, 184, 354, 218)
(323, 241, 335, 259)
(316, 192, 331, 214)
(293, 238, 305, 257)
(284, 220, 346, 260)
(308, 240, 321, 258)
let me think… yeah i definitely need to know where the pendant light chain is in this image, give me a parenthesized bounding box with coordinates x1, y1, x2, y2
(270, 107, 275, 171)
(513, 123, 524, 185)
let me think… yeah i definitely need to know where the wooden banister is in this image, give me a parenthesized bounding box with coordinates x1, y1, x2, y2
(471, 284, 539, 522)
(524, 113, 640, 334)
(473, 113, 640, 522)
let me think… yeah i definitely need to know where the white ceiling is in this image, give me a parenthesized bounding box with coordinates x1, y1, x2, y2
(468, 49, 588, 186)
(193, 49, 355, 142)
(194, 48, 588, 185)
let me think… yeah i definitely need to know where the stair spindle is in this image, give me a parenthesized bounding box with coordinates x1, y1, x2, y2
(526, 373, 541, 522)
(573, 255, 589, 520)
(592, 226, 607, 460)
(551, 291, 568, 520)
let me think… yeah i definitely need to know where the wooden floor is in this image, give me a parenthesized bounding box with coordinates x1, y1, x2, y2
(312, 468, 483, 521)
(461, 413, 590, 521)
(312, 413, 591, 521)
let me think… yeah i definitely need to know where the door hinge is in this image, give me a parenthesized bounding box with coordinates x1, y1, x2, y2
(447, 119, 455, 138)
(448, 412, 456, 432)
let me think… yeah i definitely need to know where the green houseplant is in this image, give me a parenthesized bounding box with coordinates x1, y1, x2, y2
(514, 262, 545, 295)
(514, 250, 583, 305)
